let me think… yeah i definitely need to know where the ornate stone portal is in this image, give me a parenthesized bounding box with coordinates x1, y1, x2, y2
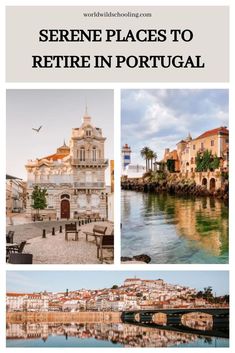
(25, 111, 108, 219)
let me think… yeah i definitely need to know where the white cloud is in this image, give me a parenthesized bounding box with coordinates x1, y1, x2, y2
(122, 89, 228, 165)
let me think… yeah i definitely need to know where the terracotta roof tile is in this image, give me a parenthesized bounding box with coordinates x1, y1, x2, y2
(7, 293, 26, 297)
(40, 152, 69, 161)
(195, 127, 228, 140)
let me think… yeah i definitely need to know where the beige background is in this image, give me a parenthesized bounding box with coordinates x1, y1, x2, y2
(6, 6, 229, 82)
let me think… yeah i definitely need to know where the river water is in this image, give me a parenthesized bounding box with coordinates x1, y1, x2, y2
(6, 322, 229, 348)
(121, 190, 228, 264)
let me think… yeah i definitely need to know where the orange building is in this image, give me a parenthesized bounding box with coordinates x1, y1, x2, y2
(162, 148, 180, 172)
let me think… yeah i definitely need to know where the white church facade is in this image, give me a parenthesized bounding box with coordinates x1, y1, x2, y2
(25, 112, 108, 219)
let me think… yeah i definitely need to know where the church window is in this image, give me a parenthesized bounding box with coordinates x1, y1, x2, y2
(86, 129, 92, 137)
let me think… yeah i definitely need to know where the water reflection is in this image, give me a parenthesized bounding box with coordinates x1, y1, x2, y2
(121, 191, 228, 263)
(181, 313, 213, 331)
(6, 322, 229, 347)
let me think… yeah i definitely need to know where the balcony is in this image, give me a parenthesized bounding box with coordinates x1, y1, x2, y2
(71, 159, 108, 167)
(74, 182, 105, 189)
(29, 182, 73, 188)
(29, 182, 57, 188)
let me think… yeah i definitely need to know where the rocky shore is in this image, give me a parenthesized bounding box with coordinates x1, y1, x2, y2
(121, 178, 228, 201)
(121, 254, 151, 264)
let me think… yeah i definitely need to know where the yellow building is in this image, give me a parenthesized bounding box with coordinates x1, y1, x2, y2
(164, 127, 229, 174)
(189, 126, 229, 172)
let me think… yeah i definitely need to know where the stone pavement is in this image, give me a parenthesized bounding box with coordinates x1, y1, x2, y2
(7, 220, 77, 243)
(7, 221, 114, 264)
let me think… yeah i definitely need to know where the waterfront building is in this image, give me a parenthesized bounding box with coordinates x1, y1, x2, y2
(188, 127, 229, 173)
(26, 294, 49, 312)
(6, 293, 48, 312)
(62, 300, 80, 312)
(122, 164, 146, 178)
(25, 111, 109, 219)
(164, 127, 229, 174)
(176, 133, 193, 173)
(162, 148, 181, 172)
(6, 293, 25, 312)
(6, 175, 27, 214)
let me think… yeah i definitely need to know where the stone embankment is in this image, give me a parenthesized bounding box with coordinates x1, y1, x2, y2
(121, 178, 228, 200)
(6, 311, 121, 323)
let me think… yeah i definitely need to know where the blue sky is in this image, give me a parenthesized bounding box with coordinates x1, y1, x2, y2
(7, 271, 229, 296)
(7, 89, 113, 184)
(121, 89, 228, 165)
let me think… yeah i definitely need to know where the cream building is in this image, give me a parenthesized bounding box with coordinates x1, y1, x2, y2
(162, 127, 229, 174)
(6, 175, 27, 214)
(25, 111, 108, 219)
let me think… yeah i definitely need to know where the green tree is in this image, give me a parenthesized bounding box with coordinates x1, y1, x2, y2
(196, 290, 204, 298)
(196, 150, 220, 172)
(141, 147, 157, 171)
(222, 294, 229, 304)
(111, 285, 119, 289)
(210, 154, 220, 170)
(31, 185, 48, 218)
(203, 286, 214, 301)
(147, 150, 154, 171)
(141, 146, 151, 171)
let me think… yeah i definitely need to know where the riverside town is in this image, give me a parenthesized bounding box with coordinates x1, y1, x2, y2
(6, 276, 229, 348)
(121, 89, 228, 264)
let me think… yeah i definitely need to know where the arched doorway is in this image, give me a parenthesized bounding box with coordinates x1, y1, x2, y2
(209, 178, 216, 192)
(202, 177, 207, 188)
(61, 199, 70, 219)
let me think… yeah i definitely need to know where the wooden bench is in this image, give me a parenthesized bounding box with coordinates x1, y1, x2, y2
(96, 229, 114, 263)
(65, 223, 79, 241)
(83, 225, 107, 242)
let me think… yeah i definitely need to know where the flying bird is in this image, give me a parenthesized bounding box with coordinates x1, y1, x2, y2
(32, 125, 43, 133)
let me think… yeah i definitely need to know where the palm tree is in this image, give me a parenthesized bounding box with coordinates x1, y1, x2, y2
(147, 150, 157, 171)
(153, 152, 157, 171)
(141, 147, 151, 171)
